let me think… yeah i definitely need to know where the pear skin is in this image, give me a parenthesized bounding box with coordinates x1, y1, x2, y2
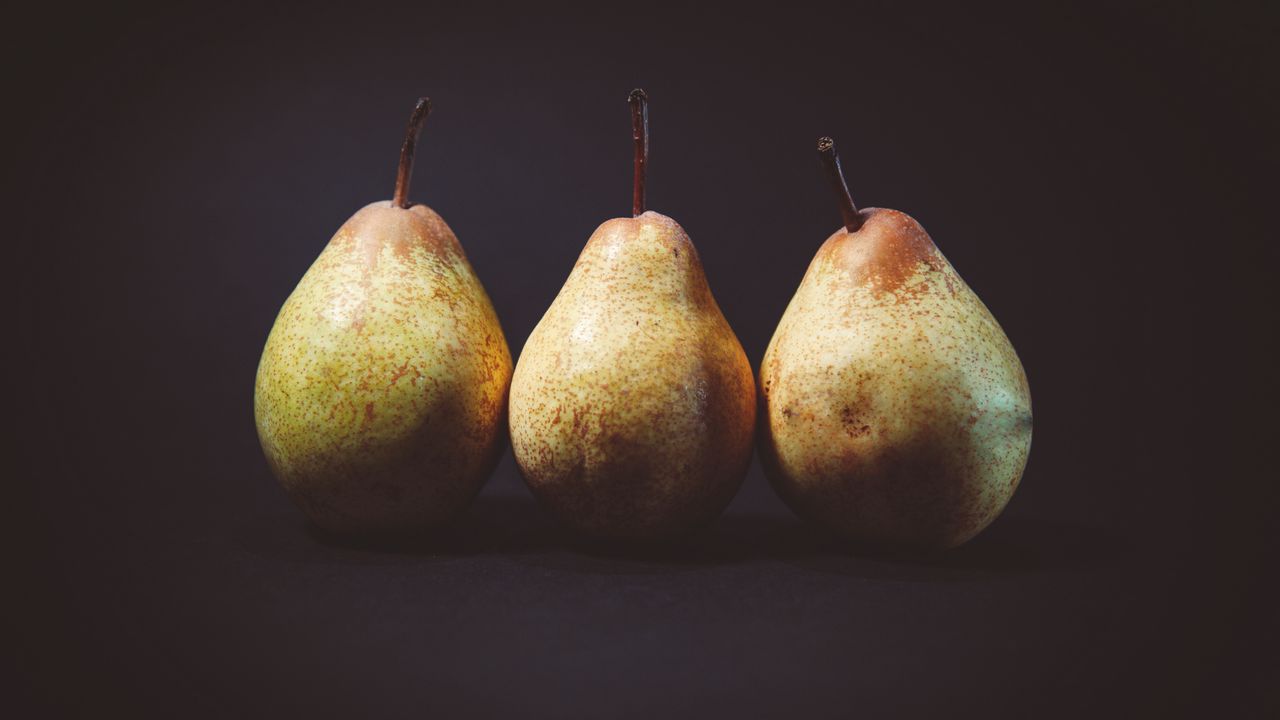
(255, 201, 512, 535)
(759, 208, 1032, 550)
(509, 212, 756, 541)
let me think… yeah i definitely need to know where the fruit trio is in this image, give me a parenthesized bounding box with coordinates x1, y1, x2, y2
(254, 91, 1033, 550)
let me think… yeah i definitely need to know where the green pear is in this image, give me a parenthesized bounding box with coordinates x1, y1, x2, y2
(759, 138, 1032, 550)
(508, 90, 756, 541)
(254, 99, 512, 536)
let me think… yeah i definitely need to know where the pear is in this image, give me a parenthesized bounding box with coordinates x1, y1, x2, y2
(508, 90, 755, 541)
(759, 138, 1032, 550)
(254, 98, 512, 536)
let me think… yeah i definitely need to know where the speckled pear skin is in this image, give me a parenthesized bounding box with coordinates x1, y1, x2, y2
(254, 201, 512, 536)
(509, 211, 756, 541)
(759, 208, 1032, 550)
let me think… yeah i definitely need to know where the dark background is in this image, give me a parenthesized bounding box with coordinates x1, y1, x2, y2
(10, 1, 1278, 716)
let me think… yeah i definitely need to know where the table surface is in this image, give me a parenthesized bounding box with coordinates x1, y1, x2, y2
(20, 450, 1275, 718)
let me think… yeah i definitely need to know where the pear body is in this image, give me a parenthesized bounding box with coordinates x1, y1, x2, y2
(255, 202, 512, 535)
(509, 211, 756, 541)
(759, 208, 1032, 550)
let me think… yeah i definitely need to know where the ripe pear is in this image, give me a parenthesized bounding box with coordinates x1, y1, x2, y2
(759, 138, 1032, 550)
(254, 99, 512, 536)
(508, 90, 755, 541)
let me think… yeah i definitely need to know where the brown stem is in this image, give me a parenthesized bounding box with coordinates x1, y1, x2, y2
(817, 136, 862, 232)
(393, 97, 432, 209)
(629, 88, 649, 216)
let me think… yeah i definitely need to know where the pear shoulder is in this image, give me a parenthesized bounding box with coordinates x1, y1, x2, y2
(815, 208, 946, 298)
(330, 201, 465, 263)
(586, 211, 696, 254)
(571, 211, 714, 304)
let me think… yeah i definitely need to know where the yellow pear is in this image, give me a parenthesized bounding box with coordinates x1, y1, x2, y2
(508, 90, 755, 541)
(759, 138, 1032, 550)
(254, 99, 512, 535)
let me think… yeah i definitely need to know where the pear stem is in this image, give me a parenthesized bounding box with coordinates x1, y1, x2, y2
(629, 88, 649, 216)
(393, 97, 432, 209)
(818, 136, 862, 232)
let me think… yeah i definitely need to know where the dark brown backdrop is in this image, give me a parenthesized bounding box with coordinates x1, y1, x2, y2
(11, 1, 1278, 717)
